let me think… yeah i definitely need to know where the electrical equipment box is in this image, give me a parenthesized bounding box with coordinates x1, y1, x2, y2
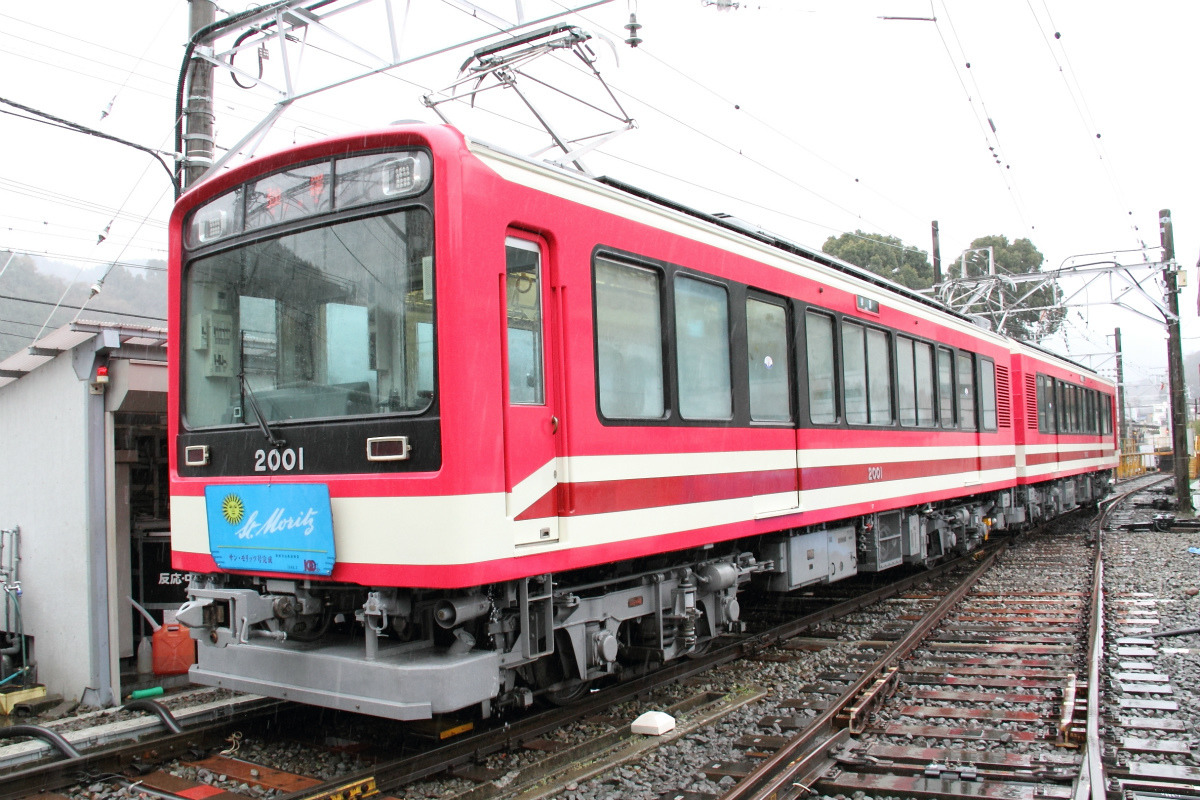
(760, 525, 857, 592)
(191, 310, 233, 378)
(859, 511, 905, 572)
(902, 513, 926, 565)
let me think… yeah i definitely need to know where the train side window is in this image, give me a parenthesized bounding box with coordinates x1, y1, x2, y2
(897, 337, 916, 426)
(1036, 375, 1043, 432)
(1056, 381, 1067, 431)
(595, 257, 665, 419)
(675, 275, 732, 420)
(746, 297, 791, 422)
(1037, 374, 1055, 433)
(979, 357, 997, 431)
(1102, 394, 1112, 435)
(806, 310, 838, 424)
(938, 346, 956, 427)
(842, 322, 868, 424)
(866, 328, 892, 424)
(505, 238, 543, 405)
(957, 351, 977, 430)
(898, 337, 935, 428)
(915, 341, 935, 425)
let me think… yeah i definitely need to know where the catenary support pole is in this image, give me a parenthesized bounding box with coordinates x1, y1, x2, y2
(931, 221, 942, 286)
(1115, 327, 1126, 444)
(183, 0, 217, 189)
(1161, 210, 1193, 514)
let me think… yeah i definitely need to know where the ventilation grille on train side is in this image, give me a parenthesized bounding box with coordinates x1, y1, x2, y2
(996, 364, 1012, 428)
(1024, 372, 1038, 429)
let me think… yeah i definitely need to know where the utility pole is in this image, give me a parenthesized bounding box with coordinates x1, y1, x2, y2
(1161, 209, 1193, 514)
(931, 221, 942, 286)
(1114, 327, 1126, 444)
(183, 0, 218, 190)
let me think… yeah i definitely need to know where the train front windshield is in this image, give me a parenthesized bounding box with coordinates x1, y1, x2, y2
(183, 208, 434, 429)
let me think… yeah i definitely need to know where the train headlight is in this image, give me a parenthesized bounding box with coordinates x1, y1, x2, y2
(186, 188, 243, 248)
(335, 151, 431, 209)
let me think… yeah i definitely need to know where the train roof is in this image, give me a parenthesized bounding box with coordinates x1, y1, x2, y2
(594, 172, 1106, 384)
(469, 135, 1106, 382)
(596, 175, 967, 324)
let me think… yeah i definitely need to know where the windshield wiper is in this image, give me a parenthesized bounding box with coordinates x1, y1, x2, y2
(238, 371, 286, 449)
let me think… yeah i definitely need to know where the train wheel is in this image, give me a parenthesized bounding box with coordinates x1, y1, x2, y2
(533, 634, 589, 706)
(543, 677, 590, 705)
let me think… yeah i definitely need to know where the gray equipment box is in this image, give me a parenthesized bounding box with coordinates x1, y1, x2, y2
(859, 511, 904, 572)
(761, 525, 857, 592)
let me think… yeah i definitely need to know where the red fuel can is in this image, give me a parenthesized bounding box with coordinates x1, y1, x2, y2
(152, 623, 196, 676)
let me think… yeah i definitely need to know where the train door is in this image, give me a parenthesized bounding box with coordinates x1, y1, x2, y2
(502, 235, 562, 545)
(748, 292, 800, 514)
(958, 351, 982, 486)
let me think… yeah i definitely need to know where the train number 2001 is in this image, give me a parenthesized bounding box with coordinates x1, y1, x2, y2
(866, 465, 884, 481)
(254, 447, 305, 472)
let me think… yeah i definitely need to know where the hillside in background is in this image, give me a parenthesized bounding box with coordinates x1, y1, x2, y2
(0, 251, 166, 362)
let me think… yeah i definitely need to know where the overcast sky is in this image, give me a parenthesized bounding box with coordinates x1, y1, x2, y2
(1, 0, 1197, 389)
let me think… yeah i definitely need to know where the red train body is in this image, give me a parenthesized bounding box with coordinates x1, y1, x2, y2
(169, 124, 1116, 719)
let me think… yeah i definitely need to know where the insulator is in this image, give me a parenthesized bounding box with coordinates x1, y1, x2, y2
(624, 13, 643, 47)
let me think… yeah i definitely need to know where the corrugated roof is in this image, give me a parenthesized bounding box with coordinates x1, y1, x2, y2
(0, 320, 167, 390)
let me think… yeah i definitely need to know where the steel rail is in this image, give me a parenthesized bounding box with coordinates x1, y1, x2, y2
(1074, 475, 1170, 800)
(0, 713, 273, 800)
(274, 546, 1004, 800)
(0, 546, 1000, 800)
(722, 543, 1006, 800)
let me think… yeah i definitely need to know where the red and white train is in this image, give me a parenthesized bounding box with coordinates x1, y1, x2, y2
(169, 123, 1116, 720)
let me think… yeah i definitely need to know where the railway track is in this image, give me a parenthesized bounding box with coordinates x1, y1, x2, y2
(1099, 476, 1200, 799)
(709, 474, 1179, 800)
(10, 476, 1197, 800)
(0, 549, 988, 800)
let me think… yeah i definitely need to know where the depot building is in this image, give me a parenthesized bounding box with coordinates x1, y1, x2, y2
(0, 321, 187, 710)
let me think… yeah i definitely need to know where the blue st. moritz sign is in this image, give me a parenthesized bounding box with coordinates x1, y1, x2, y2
(204, 483, 335, 576)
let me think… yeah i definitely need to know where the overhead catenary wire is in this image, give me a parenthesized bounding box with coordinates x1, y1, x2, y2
(0, 96, 178, 328)
(930, 0, 1035, 236)
(0, 292, 166, 323)
(0, 249, 166, 271)
(1022, 0, 1147, 256)
(182, 0, 922, 254)
(574, 3, 931, 220)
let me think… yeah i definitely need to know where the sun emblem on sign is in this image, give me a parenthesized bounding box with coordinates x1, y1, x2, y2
(221, 494, 245, 525)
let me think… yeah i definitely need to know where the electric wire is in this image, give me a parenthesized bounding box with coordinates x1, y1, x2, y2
(0, 292, 165, 322)
(187, 0, 909, 256)
(556, 0, 933, 259)
(441, 0, 921, 254)
(0, 33, 178, 95)
(2, 223, 166, 251)
(99, 3, 180, 120)
(0, 179, 167, 228)
(1023, 0, 1147, 255)
(0, 251, 165, 270)
(0, 96, 175, 182)
(931, 0, 1034, 235)
(0, 11, 180, 76)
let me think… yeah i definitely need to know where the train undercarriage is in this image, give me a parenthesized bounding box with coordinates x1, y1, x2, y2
(176, 470, 1113, 720)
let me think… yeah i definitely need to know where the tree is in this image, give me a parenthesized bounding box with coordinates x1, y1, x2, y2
(821, 230, 933, 291)
(949, 235, 1065, 342)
